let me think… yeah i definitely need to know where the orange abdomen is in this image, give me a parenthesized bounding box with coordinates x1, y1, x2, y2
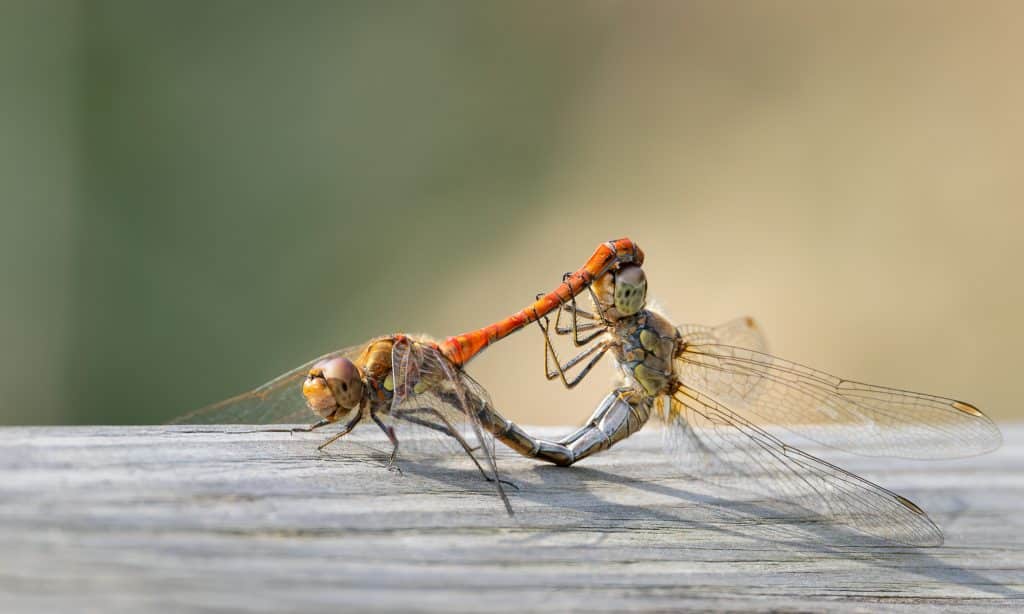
(439, 238, 643, 366)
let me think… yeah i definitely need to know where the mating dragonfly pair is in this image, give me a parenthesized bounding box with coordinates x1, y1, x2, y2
(175, 238, 1001, 546)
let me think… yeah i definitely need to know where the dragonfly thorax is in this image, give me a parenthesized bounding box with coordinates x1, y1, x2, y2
(613, 309, 680, 397)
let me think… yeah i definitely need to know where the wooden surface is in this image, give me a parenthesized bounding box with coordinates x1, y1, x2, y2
(0, 424, 1021, 613)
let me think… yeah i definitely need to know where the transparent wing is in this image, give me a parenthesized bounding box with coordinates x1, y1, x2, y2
(170, 344, 365, 425)
(677, 316, 769, 353)
(663, 388, 944, 546)
(390, 338, 511, 513)
(388, 338, 481, 455)
(676, 320, 1001, 459)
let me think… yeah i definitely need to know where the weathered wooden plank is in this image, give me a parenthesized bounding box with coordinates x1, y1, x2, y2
(0, 424, 1021, 613)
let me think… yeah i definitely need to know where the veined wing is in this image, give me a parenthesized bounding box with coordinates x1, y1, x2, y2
(676, 317, 769, 403)
(676, 320, 1000, 459)
(170, 344, 365, 425)
(386, 338, 474, 457)
(677, 317, 769, 353)
(390, 338, 512, 514)
(664, 387, 944, 546)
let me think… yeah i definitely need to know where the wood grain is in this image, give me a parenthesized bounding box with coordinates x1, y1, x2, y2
(0, 424, 1021, 612)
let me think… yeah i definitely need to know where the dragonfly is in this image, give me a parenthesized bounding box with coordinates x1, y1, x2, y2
(482, 257, 1002, 545)
(172, 239, 645, 514)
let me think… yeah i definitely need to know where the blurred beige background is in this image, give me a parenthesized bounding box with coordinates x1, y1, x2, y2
(1, 1, 1021, 426)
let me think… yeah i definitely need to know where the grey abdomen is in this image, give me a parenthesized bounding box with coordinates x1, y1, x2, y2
(477, 388, 652, 467)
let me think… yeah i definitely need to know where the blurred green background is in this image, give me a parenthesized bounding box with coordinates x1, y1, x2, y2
(2, 1, 1022, 426)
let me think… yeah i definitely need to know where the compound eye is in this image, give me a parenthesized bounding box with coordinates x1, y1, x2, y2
(613, 265, 647, 315)
(319, 356, 364, 409)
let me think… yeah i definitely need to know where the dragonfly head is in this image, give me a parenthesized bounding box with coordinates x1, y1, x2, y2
(593, 263, 647, 320)
(614, 264, 647, 315)
(303, 356, 365, 419)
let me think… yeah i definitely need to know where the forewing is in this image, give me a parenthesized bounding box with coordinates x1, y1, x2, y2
(676, 321, 1000, 459)
(677, 317, 769, 353)
(170, 345, 365, 425)
(390, 338, 512, 513)
(662, 388, 944, 546)
(389, 338, 482, 456)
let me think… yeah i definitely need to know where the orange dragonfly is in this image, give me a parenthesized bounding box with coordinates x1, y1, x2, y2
(477, 255, 1002, 545)
(173, 239, 644, 513)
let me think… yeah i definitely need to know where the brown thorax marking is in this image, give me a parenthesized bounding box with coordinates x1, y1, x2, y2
(350, 336, 397, 404)
(614, 309, 680, 397)
(357, 337, 395, 381)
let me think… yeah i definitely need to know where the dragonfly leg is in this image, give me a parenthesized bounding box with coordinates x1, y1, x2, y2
(585, 282, 614, 323)
(370, 408, 402, 474)
(552, 294, 605, 346)
(556, 320, 603, 341)
(290, 418, 330, 434)
(538, 323, 611, 389)
(557, 294, 597, 320)
(558, 268, 610, 325)
(316, 412, 362, 451)
(536, 287, 603, 344)
(391, 407, 467, 441)
(392, 407, 519, 491)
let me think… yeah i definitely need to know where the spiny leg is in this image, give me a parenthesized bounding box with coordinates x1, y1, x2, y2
(556, 272, 600, 319)
(370, 408, 402, 473)
(394, 406, 518, 491)
(538, 317, 612, 389)
(568, 282, 612, 345)
(585, 282, 614, 323)
(545, 341, 610, 387)
(543, 278, 606, 346)
(315, 412, 362, 451)
(424, 388, 514, 514)
(544, 271, 601, 321)
(555, 316, 602, 339)
(465, 410, 514, 516)
(259, 418, 330, 434)
(290, 418, 330, 434)
(393, 411, 485, 469)
(558, 268, 605, 323)
(391, 407, 479, 450)
(553, 299, 605, 346)
(559, 300, 597, 321)
(535, 282, 603, 345)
